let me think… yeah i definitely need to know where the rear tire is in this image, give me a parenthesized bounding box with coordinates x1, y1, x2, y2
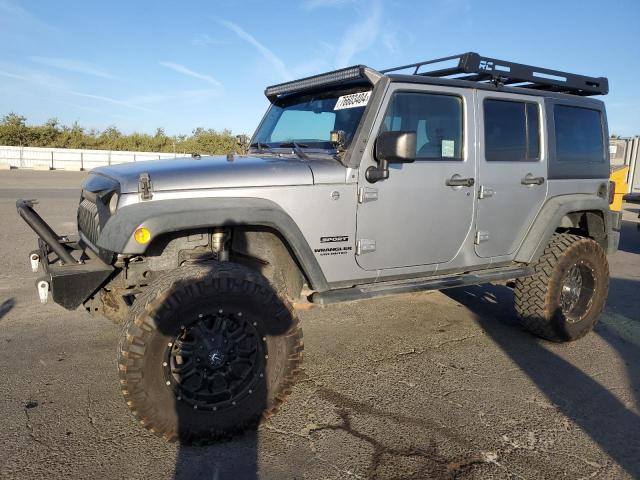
(117, 261, 303, 443)
(514, 233, 609, 342)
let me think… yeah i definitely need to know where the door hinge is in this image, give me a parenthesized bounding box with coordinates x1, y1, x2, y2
(138, 173, 153, 200)
(356, 239, 376, 255)
(478, 185, 494, 199)
(358, 187, 378, 203)
(475, 231, 490, 244)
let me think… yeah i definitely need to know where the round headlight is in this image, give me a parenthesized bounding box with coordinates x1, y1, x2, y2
(109, 193, 119, 214)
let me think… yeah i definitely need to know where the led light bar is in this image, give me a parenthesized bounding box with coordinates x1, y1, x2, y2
(265, 65, 381, 100)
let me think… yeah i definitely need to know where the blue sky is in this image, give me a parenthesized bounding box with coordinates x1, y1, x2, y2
(1, 0, 638, 136)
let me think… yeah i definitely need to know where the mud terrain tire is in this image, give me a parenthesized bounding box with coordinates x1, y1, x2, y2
(118, 261, 303, 443)
(514, 233, 609, 342)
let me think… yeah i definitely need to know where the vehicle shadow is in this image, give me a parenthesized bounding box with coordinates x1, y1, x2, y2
(0, 298, 15, 321)
(617, 219, 640, 253)
(443, 283, 640, 478)
(173, 434, 259, 480)
(142, 262, 297, 480)
(599, 275, 640, 412)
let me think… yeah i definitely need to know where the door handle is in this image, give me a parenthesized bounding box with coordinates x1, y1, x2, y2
(446, 176, 475, 187)
(521, 175, 545, 186)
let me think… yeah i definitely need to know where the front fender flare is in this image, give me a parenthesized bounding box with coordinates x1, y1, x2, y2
(98, 197, 329, 291)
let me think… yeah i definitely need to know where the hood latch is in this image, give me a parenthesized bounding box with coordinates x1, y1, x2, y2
(138, 173, 153, 200)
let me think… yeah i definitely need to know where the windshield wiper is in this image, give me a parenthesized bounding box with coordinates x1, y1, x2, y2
(279, 142, 309, 160)
(250, 141, 274, 153)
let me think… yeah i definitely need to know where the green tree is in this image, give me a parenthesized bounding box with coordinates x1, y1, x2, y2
(0, 113, 30, 146)
(0, 113, 243, 155)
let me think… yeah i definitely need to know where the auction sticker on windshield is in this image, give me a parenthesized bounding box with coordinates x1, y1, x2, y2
(334, 91, 372, 110)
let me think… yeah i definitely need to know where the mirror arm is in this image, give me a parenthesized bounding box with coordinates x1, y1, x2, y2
(365, 158, 389, 183)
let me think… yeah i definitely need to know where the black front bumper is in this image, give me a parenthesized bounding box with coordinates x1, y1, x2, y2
(17, 199, 114, 310)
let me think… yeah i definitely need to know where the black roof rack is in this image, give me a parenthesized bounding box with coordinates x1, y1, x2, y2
(380, 52, 608, 96)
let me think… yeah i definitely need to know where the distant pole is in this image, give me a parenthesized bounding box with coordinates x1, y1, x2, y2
(134, 153, 137, 162)
(108, 151, 111, 166)
(628, 137, 639, 194)
(51, 151, 54, 170)
(80, 152, 84, 171)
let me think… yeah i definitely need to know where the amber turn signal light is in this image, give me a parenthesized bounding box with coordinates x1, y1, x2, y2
(134, 227, 151, 244)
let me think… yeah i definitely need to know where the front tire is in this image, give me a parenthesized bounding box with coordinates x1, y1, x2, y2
(117, 262, 303, 443)
(514, 233, 609, 342)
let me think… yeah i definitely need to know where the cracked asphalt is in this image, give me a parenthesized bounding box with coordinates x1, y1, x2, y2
(1, 170, 639, 479)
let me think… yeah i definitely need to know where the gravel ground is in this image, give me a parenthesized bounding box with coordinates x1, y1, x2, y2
(0, 169, 639, 480)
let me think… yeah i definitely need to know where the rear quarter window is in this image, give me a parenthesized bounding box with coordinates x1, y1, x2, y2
(554, 105, 605, 163)
(548, 102, 609, 180)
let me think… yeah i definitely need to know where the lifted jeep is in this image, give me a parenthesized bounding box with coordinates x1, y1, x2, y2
(17, 52, 620, 443)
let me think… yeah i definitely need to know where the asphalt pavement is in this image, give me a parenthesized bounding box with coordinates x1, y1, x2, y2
(0, 170, 639, 479)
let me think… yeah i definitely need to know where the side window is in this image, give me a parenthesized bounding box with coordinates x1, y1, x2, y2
(484, 99, 540, 161)
(527, 103, 540, 159)
(554, 105, 604, 163)
(381, 92, 463, 160)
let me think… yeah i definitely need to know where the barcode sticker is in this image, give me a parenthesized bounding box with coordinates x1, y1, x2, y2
(334, 91, 371, 110)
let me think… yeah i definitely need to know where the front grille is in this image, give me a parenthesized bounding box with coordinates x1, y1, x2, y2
(78, 198, 100, 246)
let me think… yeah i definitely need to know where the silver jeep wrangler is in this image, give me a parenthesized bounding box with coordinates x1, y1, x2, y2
(17, 52, 620, 443)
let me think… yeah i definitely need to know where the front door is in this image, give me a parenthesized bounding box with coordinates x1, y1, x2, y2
(355, 84, 476, 271)
(474, 91, 548, 258)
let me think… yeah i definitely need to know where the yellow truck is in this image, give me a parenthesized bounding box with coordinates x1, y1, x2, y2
(610, 165, 629, 212)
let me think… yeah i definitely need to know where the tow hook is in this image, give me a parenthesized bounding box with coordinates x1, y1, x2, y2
(29, 252, 40, 273)
(37, 280, 49, 304)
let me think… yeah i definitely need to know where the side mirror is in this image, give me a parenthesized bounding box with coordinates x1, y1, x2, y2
(375, 131, 416, 164)
(366, 131, 416, 183)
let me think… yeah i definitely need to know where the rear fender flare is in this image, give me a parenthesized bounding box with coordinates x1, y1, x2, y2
(515, 194, 612, 264)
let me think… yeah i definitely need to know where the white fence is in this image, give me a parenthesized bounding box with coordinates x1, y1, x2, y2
(611, 137, 640, 193)
(1, 141, 638, 192)
(0, 145, 183, 171)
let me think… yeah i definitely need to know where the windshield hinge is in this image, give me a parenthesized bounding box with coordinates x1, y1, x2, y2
(356, 239, 376, 255)
(478, 185, 495, 199)
(475, 231, 490, 244)
(358, 187, 378, 203)
(138, 173, 153, 200)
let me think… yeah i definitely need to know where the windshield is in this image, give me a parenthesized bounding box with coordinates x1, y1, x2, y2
(251, 88, 371, 152)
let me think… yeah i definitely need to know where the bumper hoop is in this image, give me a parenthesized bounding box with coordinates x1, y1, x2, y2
(16, 199, 78, 265)
(17, 198, 115, 311)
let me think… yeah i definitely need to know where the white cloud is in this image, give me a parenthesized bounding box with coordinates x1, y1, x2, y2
(334, 0, 382, 68)
(440, 0, 472, 26)
(302, 0, 354, 9)
(219, 20, 291, 81)
(0, 69, 26, 81)
(382, 31, 399, 54)
(28, 56, 117, 80)
(192, 33, 227, 47)
(127, 88, 221, 106)
(159, 61, 223, 88)
(0, 62, 68, 90)
(0, 0, 57, 33)
(68, 91, 155, 112)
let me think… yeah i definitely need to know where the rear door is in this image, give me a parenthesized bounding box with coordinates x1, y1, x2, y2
(475, 92, 548, 258)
